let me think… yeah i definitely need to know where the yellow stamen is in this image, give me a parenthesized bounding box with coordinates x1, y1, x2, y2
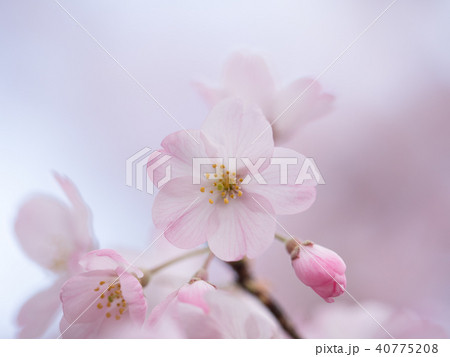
(230, 194, 235, 199)
(97, 303, 103, 309)
(115, 315, 121, 320)
(200, 187, 205, 192)
(220, 164, 225, 169)
(212, 164, 217, 168)
(106, 312, 111, 318)
(99, 281, 105, 285)
(224, 198, 229, 204)
(238, 191, 243, 197)
(209, 199, 214, 204)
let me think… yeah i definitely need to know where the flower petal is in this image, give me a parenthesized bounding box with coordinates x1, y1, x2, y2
(119, 273, 147, 324)
(202, 98, 274, 169)
(60, 270, 115, 323)
(177, 280, 216, 313)
(192, 81, 226, 108)
(54, 173, 96, 251)
(223, 53, 276, 114)
(79, 249, 143, 278)
(246, 147, 317, 215)
(17, 278, 64, 338)
(14, 195, 77, 272)
(153, 177, 215, 249)
(272, 78, 334, 142)
(207, 193, 276, 261)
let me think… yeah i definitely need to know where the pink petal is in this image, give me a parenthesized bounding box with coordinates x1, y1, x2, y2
(192, 81, 226, 108)
(159, 130, 212, 178)
(60, 270, 115, 323)
(177, 280, 216, 313)
(79, 249, 143, 278)
(272, 78, 334, 143)
(17, 278, 64, 338)
(60, 314, 135, 339)
(222, 53, 276, 114)
(152, 177, 215, 249)
(54, 173, 96, 251)
(203, 290, 278, 338)
(202, 98, 274, 170)
(207, 194, 276, 261)
(147, 290, 179, 327)
(246, 147, 317, 215)
(119, 273, 147, 324)
(14, 195, 77, 272)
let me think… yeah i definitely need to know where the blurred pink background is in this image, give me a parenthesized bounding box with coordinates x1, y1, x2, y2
(1, 0, 449, 337)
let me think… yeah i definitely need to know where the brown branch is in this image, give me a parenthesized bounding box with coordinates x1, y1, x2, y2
(227, 259, 302, 339)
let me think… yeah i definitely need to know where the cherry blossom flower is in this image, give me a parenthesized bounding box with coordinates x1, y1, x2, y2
(286, 239, 346, 303)
(59, 249, 147, 338)
(151, 98, 316, 261)
(14, 173, 96, 338)
(194, 52, 334, 143)
(147, 281, 279, 338)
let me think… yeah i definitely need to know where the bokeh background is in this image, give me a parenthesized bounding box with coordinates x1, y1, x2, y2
(1, 0, 449, 338)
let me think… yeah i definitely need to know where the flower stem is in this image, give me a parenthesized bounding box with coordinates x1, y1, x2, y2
(202, 251, 215, 270)
(227, 259, 302, 339)
(274, 233, 289, 243)
(145, 247, 210, 276)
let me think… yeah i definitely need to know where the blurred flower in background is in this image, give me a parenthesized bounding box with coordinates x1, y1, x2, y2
(1, 0, 450, 338)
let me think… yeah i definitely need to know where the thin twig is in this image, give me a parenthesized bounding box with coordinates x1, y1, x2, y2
(227, 259, 302, 339)
(145, 247, 210, 276)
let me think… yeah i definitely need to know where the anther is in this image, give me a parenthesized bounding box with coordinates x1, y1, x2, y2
(200, 187, 205, 192)
(209, 199, 214, 204)
(224, 198, 229, 204)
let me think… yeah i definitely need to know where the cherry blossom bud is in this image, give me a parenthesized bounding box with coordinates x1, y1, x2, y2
(286, 239, 346, 303)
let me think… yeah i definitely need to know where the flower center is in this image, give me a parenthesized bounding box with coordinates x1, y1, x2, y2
(94, 280, 127, 320)
(200, 164, 243, 204)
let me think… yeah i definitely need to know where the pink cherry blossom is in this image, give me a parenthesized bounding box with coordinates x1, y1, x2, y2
(14, 173, 96, 338)
(151, 98, 316, 261)
(147, 279, 216, 337)
(194, 52, 334, 143)
(286, 239, 346, 303)
(147, 282, 279, 338)
(59, 249, 147, 338)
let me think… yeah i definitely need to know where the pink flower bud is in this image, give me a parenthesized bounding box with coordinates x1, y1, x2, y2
(287, 239, 346, 303)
